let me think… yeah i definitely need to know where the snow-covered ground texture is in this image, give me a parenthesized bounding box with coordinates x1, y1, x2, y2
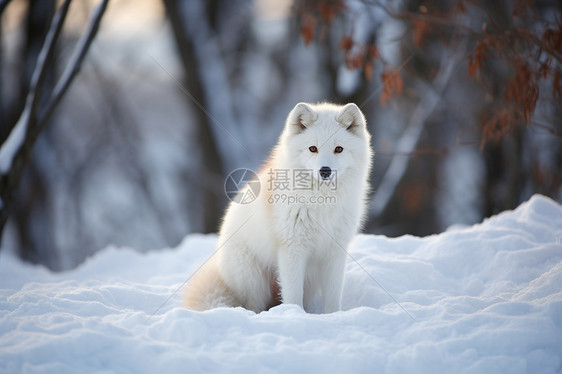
(1, 194, 562, 373)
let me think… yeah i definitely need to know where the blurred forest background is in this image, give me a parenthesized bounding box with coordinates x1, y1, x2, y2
(0, 0, 560, 271)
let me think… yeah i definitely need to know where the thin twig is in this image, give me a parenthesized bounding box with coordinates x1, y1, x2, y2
(530, 120, 562, 139)
(525, 32, 562, 65)
(39, 0, 110, 128)
(27, 0, 72, 126)
(364, 0, 480, 35)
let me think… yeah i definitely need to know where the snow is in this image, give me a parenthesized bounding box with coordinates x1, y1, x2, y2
(1, 194, 562, 373)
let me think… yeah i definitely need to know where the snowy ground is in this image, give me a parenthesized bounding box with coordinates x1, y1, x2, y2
(1, 194, 561, 373)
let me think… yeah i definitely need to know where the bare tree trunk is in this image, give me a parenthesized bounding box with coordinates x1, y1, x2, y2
(8, 0, 56, 265)
(0, 0, 109, 249)
(479, 0, 523, 215)
(0, 1, 55, 145)
(162, 0, 225, 234)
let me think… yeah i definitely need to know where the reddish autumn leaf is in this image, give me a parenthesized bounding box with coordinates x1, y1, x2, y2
(399, 183, 428, 216)
(542, 25, 562, 52)
(467, 37, 493, 79)
(340, 36, 353, 52)
(364, 62, 373, 81)
(480, 108, 515, 150)
(513, 0, 535, 18)
(368, 44, 379, 59)
(504, 58, 539, 123)
(317, 0, 345, 24)
(380, 67, 404, 106)
(345, 49, 365, 70)
(300, 14, 316, 45)
(553, 70, 562, 100)
(539, 61, 551, 79)
(412, 19, 430, 46)
(455, 0, 467, 14)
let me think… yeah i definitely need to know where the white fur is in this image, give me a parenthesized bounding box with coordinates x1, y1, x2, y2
(184, 102, 373, 313)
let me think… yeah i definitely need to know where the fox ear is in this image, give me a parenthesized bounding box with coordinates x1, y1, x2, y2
(287, 102, 317, 134)
(337, 103, 366, 135)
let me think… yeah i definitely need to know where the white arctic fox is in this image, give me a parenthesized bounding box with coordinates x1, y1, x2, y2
(184, 102, 373, 313)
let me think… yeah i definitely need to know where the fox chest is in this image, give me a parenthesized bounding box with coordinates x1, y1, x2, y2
(272, 201, 356, 250)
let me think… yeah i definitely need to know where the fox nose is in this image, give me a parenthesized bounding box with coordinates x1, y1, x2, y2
(319, 166, 332, 179)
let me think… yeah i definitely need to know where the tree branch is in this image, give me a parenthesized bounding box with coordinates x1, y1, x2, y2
(364, 0, 480, 35)
(38, 0, 109, 128)
(27, 0, 72, 127)
(0, 0, 109, 244)
(0, 0, 71, 184)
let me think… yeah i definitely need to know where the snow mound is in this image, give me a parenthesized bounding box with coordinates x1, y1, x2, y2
(1, 194, 562, 373)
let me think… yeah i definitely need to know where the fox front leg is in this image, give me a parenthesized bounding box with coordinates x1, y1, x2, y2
(277, 248, 308, 308)
(320, 251, 346, 313)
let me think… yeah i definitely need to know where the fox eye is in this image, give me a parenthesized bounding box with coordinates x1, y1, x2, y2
(334, 146, 343, 153)
(309, 146, 318, 153)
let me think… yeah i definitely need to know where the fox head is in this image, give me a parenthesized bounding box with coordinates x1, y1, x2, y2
(278, 102, 372, 184)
